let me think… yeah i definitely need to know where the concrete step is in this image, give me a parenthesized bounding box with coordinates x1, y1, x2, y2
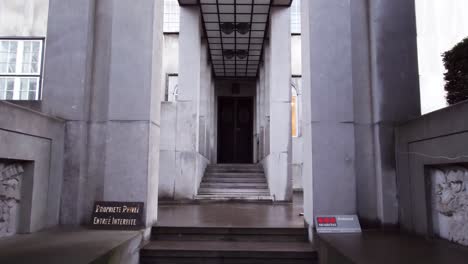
(200, 183, 268, 189)
(206, 169, 264, 174)
(208, 164, 263, 168)
(194, 194, 274, 201)
(206, 164, 264, 173)
(198, 188, 270, 194)
(151, 227, 309, 242)
(198, 163, 269, 201)
(140, 240, 317, 264)
(202, 177, 268, 183)
(204, 172, 265, 177)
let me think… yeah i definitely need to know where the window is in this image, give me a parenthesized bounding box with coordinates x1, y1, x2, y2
(164, 0, 180, 33)
(166, 74, 179, 102)
(291, 85, 298, 137)
(291, 77, 301, 137)
(0, 39, 43, 100)
(290, 0, 301, 34)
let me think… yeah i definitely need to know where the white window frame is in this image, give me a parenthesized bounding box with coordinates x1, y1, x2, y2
(0, 38, 44, 101)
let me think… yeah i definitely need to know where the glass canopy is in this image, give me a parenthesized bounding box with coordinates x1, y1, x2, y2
(179, 0, 292, 78)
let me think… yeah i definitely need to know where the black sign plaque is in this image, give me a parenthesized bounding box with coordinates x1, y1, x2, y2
(91, 201, 144, 230)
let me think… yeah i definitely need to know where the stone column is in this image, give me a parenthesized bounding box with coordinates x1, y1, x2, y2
(174, 6, 204, 199)
(303, 0, 420, 226)
(96, 0, 164, 226)
(300, 0, 313, 229)
(41, 0, 95, 225)
(265, 7, 292, 201)
(307, 0, 357, 215)
(43, 0, 164, 226)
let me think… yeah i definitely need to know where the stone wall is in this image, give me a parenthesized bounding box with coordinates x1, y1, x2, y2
(396, 101, 468, 236)
(0, 101, 64, 233)
(429, 166, 468, 246)
(0, 0, 49, 36)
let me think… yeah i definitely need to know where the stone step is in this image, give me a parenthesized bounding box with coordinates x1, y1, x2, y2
(206, 164, 264, 173)
(140, 241, 317, 264)
(199, 164, 269, 201)
(208, 163, 263, 168)
(200, 183, 268, 189)
(202, 177, 268, 183)
(206, 169, 265, 174)
(194, 194, 274, 201)
(204, 172, 265, 177)
(198, 188, 270, 194)
(151, 227, 309, 242)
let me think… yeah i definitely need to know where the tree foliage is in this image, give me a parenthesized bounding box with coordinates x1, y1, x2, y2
(443, 37, 468, 105)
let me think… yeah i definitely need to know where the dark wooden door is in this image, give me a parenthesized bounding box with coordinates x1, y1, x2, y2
(218, 97, 253, 163)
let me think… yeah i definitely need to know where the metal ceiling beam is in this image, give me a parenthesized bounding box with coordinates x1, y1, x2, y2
(178, 0, 292, 7)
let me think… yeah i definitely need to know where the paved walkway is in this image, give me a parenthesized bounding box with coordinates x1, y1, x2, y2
(157, 193, 304, 228)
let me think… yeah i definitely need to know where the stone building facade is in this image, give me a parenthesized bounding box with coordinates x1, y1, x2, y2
(0, 0, 467, 250)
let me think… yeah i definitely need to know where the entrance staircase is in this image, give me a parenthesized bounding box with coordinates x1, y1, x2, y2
(195, 164, 272, 201)
(140, 226, 317, 263)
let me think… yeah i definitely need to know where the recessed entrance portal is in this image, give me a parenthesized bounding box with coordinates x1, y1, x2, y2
(217, 97, 253, 164)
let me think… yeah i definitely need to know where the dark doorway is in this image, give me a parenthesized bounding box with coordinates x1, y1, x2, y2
(217, 97, 253, 164)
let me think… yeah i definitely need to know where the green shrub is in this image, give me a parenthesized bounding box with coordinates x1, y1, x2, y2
(443, 37, 468, 105)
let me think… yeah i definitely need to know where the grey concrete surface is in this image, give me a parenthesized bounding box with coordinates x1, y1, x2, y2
(0, 102, 64, 233)
(0, 228, 143, 264)
(318, 231, 468, 264)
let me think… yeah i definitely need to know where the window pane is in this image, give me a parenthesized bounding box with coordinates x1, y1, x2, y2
(32, 42, 40, 52)
(29, 91, 37, 100)
(164, 0, 180, 32)
(290, 0, 301, 34)
(24, 41, 32, 53)
(7, 56, 16, 73)
(29, 78, 38, 91)
(7, 41, 18, 73)
(0, 41, 8, 72)
(0, 78, 4, 100)
(5, 78, 14, 100)
(6, 79, 14, 91)
(20, 91, 29, 100)
(22, 52, 31, 73)
(291, 95, 297, 137)
(22, 41, 41, 74)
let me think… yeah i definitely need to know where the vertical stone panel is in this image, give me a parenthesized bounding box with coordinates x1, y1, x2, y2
(266, 7, 292, 201)
(307, 0, 357, 215)
(174, 6, 203, 199)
